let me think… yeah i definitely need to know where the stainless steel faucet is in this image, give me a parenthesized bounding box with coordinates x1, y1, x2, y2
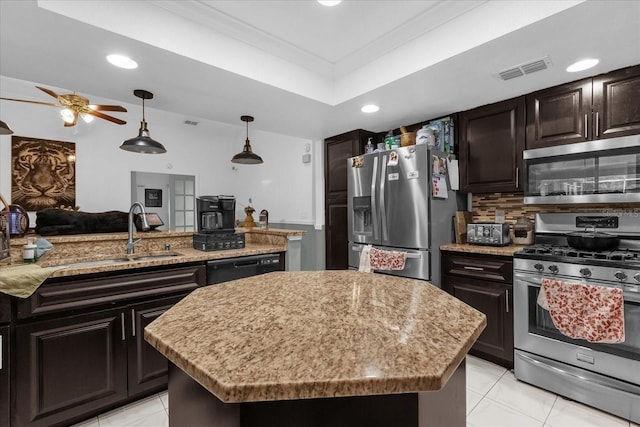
(127, 202, 150, 254)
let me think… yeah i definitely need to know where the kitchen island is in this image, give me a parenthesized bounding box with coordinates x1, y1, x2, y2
(145, 270, 487, 427)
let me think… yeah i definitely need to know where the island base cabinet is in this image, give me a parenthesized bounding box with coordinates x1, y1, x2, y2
(15, 308, 128, 427)
(168, 360, 466, 427)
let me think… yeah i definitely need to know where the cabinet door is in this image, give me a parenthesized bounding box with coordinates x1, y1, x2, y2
(526, 78, 592, 148)
(442, 275, 513, 368)
(593, 65, 640, 139)
(128, 295, 186, 397)
(15, 309, 127, 427)
(459, 96, 525, 193)
(0, 325, 9, 427)
(325, 200, 348, 270)
(324, 130, 374, 270)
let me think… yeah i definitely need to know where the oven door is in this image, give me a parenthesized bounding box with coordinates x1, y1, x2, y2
(514, 271, 640, 385)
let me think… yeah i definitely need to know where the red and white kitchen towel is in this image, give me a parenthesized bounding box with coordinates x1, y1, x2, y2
(358, 245, 407, 273)
(537, 278, 625, 344)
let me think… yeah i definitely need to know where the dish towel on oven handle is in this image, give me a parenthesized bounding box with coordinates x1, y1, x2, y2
(537, 278, 625, 344)
(359, 245, 407, 273)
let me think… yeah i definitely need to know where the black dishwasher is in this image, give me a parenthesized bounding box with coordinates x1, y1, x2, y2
(206, 253, 282, 284)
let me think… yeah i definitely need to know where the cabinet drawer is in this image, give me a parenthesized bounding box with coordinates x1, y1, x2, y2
(17, 264, 205, 320)
(442, 252, 512, 284)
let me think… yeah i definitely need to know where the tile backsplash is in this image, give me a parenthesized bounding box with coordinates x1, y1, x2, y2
(472, 193, 640, 224)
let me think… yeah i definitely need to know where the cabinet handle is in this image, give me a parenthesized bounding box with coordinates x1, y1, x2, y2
(131, 309, 136, 337)
(0, 335, 3, 370)
(515, 167, 519, 188)
(584, 114, 588, 139)
(121, 313, 126, 341)
(505, 289, 510, 313)
(463, 266, 484, 271)
(595, 112, 599, 137)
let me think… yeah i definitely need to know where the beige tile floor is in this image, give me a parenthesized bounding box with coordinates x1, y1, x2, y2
(72, 355, 638, 427)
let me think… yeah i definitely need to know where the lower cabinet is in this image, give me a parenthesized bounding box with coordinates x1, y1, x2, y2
(13, 264, 206, 427)
(0, 325, 9, 427)
(441, 251, 514, 368)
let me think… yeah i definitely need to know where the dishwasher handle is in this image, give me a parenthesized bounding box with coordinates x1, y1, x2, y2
(207, 254, 280, 269)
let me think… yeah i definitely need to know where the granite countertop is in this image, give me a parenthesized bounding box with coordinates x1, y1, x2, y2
(440, 243, 528, 257)
(2, 228, 304, 280)
(144, 270, 487, 403)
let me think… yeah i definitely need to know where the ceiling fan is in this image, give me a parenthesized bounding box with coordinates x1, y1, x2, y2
(0, 86, 127, 127)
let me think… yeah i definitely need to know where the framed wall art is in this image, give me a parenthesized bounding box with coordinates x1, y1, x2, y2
(145, 188, 163, 207)
(11, 136, 76, 211)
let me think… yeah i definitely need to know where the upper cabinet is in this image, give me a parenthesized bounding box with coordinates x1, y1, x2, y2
(526, 64, 640, 149)
(459, 96, 525, 193)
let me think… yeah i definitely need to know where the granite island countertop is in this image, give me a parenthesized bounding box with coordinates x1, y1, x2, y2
(144, 270, 487, 403)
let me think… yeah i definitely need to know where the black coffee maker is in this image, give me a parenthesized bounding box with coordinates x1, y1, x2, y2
(196, 195, 236, 233)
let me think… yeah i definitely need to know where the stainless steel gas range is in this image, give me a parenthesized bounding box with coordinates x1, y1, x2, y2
(513, 212, 640, 423)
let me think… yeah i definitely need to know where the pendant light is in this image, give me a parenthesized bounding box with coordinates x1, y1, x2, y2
(231, 115, 263, 164)
(0, 120, 14, 135)
(120, 89, 166, 154)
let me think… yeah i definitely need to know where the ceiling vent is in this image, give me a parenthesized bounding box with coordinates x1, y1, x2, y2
(498, 56, 552, 81)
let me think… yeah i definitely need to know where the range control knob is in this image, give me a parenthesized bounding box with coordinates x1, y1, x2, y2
(635, 273, 640, 283)
(579, 268, 592, 278)
(534, 263, 544, 272)
(548, 265, 559, 274)
(614, 271, 627, 282)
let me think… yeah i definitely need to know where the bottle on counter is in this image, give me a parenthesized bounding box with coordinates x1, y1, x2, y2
(384, 131, 394, 150)
(364, 137, 374, 154)
(23, 237, 37, 263)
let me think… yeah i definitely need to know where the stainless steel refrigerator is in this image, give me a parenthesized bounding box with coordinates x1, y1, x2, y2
(347, 144, 464, 286)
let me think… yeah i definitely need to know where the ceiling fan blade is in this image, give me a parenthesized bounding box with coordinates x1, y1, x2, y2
(0, 97, 60, 108)
(36, 86, 62, 100)
(88, 110, 127, 125)
(91, 104, 127, 112)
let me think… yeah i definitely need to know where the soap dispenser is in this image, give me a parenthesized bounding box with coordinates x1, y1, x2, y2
(364, 137, 374, 154)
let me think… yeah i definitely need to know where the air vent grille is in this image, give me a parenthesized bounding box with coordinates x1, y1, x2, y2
(498, 56, 552, 81)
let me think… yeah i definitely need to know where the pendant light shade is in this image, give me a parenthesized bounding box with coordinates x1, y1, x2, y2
(0, 120, 14, 135)
(120, 89, 166, 154)
(231, 115, 263, 164)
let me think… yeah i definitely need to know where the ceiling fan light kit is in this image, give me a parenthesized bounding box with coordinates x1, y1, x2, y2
(231, 115, 263, 164)
(0, 85, 127, 127)
(120, 89, 167, 154)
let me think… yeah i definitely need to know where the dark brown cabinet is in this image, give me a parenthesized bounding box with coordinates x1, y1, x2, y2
(442, 251, 513, 368)
(526, 64, 640, 149)
(13, 264, 205, 427)
(15, 308, 128, 427)
(324, 129, 374, 270)
(459, 96, 525, 193)
(0, 325, 9, 427)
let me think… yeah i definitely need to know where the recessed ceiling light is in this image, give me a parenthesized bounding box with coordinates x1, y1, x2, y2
(361, 104, 380, 113)
(566, 58, 599, 73)
(107, 54, 138, 69)
(318, 1, 342, 6)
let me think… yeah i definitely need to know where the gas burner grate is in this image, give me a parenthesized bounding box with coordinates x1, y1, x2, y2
(518, 244, 640, 263)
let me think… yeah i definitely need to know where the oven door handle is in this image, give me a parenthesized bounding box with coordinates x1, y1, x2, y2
(514, 273, 542, 288)
(516, 352, 640, 395)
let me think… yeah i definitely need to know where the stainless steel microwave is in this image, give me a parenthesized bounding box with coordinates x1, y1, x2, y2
(523, 134, 640, 204)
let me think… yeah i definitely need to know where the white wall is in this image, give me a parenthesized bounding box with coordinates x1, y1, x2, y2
(0, 76, 315, 227)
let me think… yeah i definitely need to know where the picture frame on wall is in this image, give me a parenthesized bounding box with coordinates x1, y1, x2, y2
(145, 188, 162, 207)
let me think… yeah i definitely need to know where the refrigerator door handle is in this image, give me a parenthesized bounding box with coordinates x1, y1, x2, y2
(380, 154, 388, 242)
(371, 155, 379, 240)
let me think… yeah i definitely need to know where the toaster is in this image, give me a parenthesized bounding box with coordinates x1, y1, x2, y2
(467, 223, 511, 246)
